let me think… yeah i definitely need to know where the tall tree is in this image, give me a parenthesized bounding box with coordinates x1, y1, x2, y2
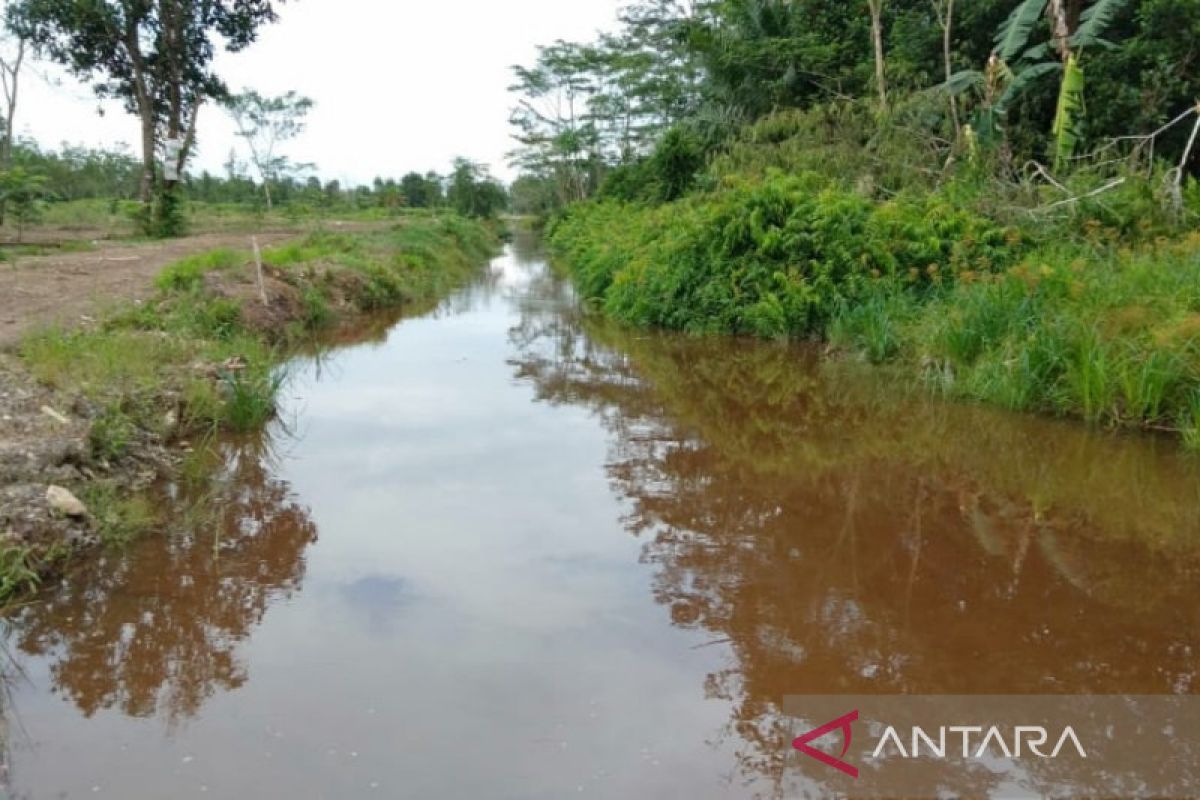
(224, 89, 312, 210)
(399, 171, 442, 208)
(8, 0, 282, 233)
(508, 41, 605, 205)
(446, 157, 506, 219)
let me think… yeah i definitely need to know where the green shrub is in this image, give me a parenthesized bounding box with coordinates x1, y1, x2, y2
(552, 171, 1018, 339)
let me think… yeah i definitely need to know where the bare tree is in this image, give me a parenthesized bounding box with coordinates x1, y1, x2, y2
(224, 89, 313, 210)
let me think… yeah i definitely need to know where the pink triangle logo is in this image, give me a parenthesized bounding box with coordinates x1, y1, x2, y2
(792, 709, 859, 778)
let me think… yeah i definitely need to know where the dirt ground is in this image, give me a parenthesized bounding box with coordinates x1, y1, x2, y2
(0, 230, 299, 350)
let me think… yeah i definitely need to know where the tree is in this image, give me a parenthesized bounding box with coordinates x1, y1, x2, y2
(508, 173, 558, 216)
(8, 0, 282, 234)
(224, 89, 313, 210)
(0, 25, 26, 225)
(446, 158, 506, 219)
(399, 171, 442, 208)
(507, 5, 710, 211)
(0, 165, 45, 240)
(508, 41, 605, 205)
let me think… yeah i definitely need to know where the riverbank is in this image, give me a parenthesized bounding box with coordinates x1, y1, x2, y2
(0, 213, 499, 601)
(548, 173, 1200, 447)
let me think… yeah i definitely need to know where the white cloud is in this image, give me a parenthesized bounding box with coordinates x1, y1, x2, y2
(19, 0, 622, 185)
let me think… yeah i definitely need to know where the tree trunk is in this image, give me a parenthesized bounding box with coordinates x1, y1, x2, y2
(1047, 0, 1072, 62)
(138, 102, 156, 204)
(0, 38, 24, 227)
(124, 23, 156, 206)
(161, 0, 182, 197)
(938, 0, 960, 139)
(868, 0, 888, 110)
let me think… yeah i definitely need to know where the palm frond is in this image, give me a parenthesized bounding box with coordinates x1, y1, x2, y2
(994, 0, 1050, 62)
(995, 61, 1061, 115)
(943, 70, 985, 96)
(1071, 0, 1133, 49)
(1020, 42, 1053, 63)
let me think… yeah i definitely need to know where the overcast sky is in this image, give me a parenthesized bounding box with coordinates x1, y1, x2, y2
(21, 0, 623, 186)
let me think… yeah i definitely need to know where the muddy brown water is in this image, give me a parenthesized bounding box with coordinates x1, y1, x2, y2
(2, 233, 1198, 798)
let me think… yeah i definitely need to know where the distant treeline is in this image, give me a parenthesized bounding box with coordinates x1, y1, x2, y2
(14, 139, 507, 216)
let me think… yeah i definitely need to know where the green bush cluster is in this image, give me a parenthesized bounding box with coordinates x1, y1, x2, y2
(552, 171, 1018, 338)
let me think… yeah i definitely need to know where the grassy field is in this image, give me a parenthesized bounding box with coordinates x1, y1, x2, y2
(12, 197, 411, 242)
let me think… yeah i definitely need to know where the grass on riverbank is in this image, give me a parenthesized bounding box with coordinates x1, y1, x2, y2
(550, 170, 1200, 446)
(831, 234, 1200, 439)
(13, 215, 498, 572)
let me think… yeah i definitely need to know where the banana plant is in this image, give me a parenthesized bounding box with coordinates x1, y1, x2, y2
(945, 0, 1131, 168)
(1051, 52, 1085, 170)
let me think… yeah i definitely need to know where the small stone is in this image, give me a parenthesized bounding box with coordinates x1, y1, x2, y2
(46, 485, 87, 517)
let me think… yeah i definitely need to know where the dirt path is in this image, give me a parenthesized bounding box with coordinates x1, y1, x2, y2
(0, 230, 298, 350)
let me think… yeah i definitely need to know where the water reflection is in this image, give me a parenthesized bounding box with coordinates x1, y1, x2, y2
(507, 249, 1200, 793)
(2, 432, 317, 724)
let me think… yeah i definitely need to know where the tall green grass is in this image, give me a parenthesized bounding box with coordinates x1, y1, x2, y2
(841, 236, 1200, 438)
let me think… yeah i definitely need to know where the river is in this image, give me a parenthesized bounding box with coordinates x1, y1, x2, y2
(2, 232, 1198, 798)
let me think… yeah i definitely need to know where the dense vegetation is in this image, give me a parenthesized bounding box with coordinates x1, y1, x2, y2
(512, 0, 1200, 445)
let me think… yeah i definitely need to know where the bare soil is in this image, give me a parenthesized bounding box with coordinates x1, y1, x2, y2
(0, 231, 298, 350)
